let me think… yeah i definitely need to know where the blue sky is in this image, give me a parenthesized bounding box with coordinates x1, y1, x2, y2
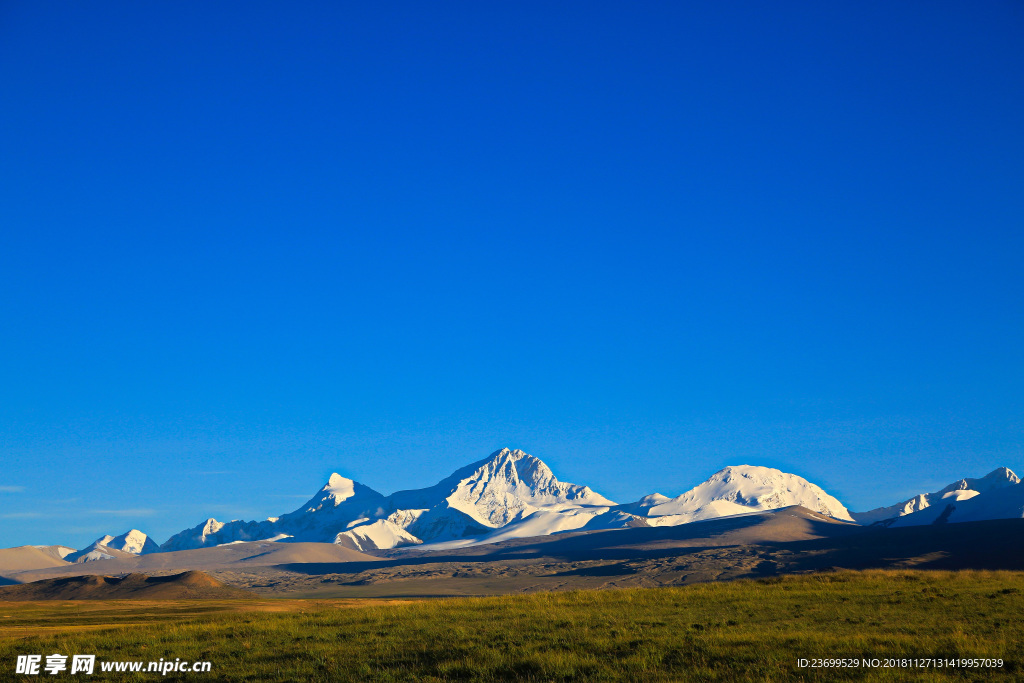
(1, 1, 1022, 549)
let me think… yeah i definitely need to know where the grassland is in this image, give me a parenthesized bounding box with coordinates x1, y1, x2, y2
(2, 570, 1021, 681)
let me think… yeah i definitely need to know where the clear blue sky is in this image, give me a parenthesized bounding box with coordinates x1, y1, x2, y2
(1, 1, 1022, 549)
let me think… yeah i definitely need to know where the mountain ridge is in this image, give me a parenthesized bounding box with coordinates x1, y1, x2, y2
(16, 450, 1022, 557)
(152, 450, 865, 552)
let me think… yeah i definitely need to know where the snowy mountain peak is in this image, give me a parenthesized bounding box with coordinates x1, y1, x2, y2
(931, 467, 1019, 498)
(69, 528, 159, 560)
(941, 467, 1020, 494)
(646, 465, 853, 521)
(295, 474, 384, 514)
(439, 447, 615, 527)
(202, 518, 224, 535)
(381, 448, 616, 539)
(479, 448, 612, 503)
(491, 448, 553, 483)
(106, 529, 159, 555)
(990, 467, 1019, 483)
(639, 493, 670, 505)
(160, 516, 270, 551)
(322, 474, 356, 504)
(991, 466, 1020, 483)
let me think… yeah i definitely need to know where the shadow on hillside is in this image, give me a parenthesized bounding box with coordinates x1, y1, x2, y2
(275, 517, 1024, 580)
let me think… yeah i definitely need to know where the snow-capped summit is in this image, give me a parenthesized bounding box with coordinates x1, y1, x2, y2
(852, 467, 1020, 525)
(618, 493, 671, 515)
(102, 529, 159, 555)
(157, 448, 617, 550)
(272, 475, 386, 542)
(65, 529, 159, 562)
(80, 529, 158, 555)
(632, 465, 853, 523)
(387, 448, 615, 537)
(940, 467, 1020, 495)
(445, 447, 614, 525)
(293, 473, 384, 514)
(160, 472, 388, 550)
(160, 517, 272, 551)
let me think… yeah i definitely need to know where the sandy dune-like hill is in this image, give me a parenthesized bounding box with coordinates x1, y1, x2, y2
(0, 570, 255, 600)
(0, 546, 74, 576)
(10, 541, 381, 583)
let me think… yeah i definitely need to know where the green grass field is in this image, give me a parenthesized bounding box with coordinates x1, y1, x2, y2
(2, 570, 1021, 681)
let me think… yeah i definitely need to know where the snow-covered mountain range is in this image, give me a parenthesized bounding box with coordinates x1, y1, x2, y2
(851, 467, 1021, 527)
(56, 449, 1023, 556)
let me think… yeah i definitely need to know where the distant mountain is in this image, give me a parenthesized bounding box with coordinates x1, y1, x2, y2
(101, 529, 159, 555)
(889, 472, 1024, 527)
(385, 448, 616, 543)
(32, 545, 75, 560)
(273, 474, 388, 542)
(0, 546, 75, 576)
(160, 518, 275, 552)
(620, 465, 853, 524)
(852, 468, 1020, 525)
(66, 530, 159, 563)
(160, 475, 386, 551)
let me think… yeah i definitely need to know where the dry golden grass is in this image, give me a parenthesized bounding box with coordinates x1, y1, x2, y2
(2, 570, 1021, 681)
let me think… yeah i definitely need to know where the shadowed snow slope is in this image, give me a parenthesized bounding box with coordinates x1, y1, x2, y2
(852, 467, 1020, 525)
(400, 506, 862, 561)
(890, 478, 1024, 527)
